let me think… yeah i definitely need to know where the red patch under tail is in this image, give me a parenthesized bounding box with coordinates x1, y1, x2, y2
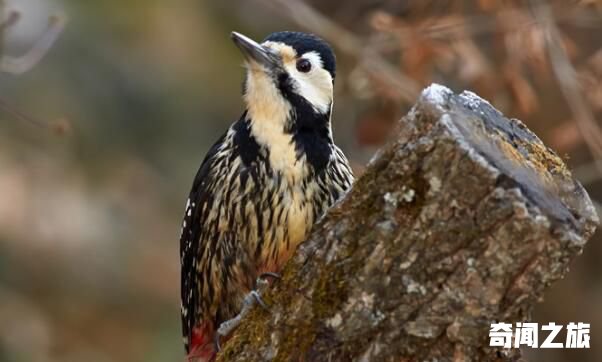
(186, 323, 216, 362)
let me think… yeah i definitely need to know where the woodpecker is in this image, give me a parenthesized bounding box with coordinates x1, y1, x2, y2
(180, 31, 354, 361)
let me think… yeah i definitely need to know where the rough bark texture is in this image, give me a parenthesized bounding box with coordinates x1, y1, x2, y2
(217, 84, 599, 362)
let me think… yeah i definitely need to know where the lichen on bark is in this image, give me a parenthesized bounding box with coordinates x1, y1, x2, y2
(217, 84, 598, 362)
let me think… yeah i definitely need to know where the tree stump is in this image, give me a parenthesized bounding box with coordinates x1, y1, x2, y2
(217, 84, 599, 362)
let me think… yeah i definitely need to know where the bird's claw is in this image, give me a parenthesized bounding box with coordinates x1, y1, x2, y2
(254, 271, 281, 293)
(258, 271, 281, 280)
(250, 290, 268, 310)
(215, 272, 280, 350)
(215, 278, 275, 348)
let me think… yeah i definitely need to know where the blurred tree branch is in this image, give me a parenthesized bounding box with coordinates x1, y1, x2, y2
(0, 3, 69, 134)
(529, 0, 602, 173)
(0, 12, 66, 75)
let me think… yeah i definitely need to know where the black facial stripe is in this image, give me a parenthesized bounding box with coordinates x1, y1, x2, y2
(276, 73, 330, 131)
(233, 113, 265, 166)
(276, 73, 332, 173)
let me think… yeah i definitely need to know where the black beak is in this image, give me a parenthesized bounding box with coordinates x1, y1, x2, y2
(231, 31, 281, 70)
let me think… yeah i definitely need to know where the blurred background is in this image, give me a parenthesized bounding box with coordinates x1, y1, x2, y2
(0, 0, 600, 361)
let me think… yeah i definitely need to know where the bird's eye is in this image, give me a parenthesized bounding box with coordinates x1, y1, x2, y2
(296, 58, 312, 73)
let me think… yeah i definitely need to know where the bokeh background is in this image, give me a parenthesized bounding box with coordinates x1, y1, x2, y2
(0, 0, 600, 361)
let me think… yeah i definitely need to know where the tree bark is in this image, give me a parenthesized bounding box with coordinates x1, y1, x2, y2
(217, 84, 599, 362)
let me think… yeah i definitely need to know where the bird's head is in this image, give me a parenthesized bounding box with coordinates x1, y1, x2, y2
(231, 31, 336, 134)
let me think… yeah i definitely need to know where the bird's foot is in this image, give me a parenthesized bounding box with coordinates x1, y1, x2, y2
(214, 272, 281, 351)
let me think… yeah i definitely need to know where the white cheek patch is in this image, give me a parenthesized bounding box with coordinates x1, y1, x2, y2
(285, 51, 333, 114)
